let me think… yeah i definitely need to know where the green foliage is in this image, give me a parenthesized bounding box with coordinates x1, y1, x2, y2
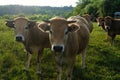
(102, 0, 120, 16)
(73, 0, 120, 18)
(0, 18, 120, 80)
(73, 0, 103, 21)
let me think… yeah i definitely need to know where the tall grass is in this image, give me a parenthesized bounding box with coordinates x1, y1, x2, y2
(0, 19, 120, 80)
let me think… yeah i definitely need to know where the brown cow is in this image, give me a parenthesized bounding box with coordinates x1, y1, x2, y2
(96, 17, 107, 31)
(6, 17, 50, 74)
(82, 14, 93, 33)
(39, 16, 90, 80)
(104, 16, 120, 45)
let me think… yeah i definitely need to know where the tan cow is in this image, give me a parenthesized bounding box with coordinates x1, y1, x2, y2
(82, 14, 93, 33)
(6, 17, 50, 74)
(39, 16, 90, 80)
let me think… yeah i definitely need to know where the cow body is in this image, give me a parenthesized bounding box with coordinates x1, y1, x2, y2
(82, 14, 93, 33)
(104, 16, 120, 45)
(40, 16, 90, 80)
(6, 17, 50, 74)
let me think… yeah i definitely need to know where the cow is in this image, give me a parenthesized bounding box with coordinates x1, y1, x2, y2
(39, 16, 90, 80)
(82, 14, 93, 33)
(68, 15, 92, 33)
(104, 16, 120, 45)
(6, 17, 50, 74)
(96, 17, 107, 31)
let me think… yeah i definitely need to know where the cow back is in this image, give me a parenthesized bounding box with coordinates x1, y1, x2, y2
(67, 16, 90, 54)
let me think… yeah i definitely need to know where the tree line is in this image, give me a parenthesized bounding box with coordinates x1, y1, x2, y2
(73, 0, 120, 19)
(0, 5, 73, 18)
(0, 0, 120, 20)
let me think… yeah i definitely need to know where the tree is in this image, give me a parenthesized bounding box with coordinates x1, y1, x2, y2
(73, 0, 120, 17)
(102, 0, 120, 17)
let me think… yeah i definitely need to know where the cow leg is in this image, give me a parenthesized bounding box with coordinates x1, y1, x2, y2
(108, 32, 113, 45)
(36, 48, 43, 74)
(66, 58, 75, 80)
(81, 49, 86, 68)
(24, 52, 31, 71)
(56, 65, 62, 80)
(111, 34, 116, 45)
(108, 33, 116, 45)
(53, 52, 63, 80)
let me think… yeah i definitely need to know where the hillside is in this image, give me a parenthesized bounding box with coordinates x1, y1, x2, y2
(0, 18, 120, 80)
(0, 5, 73, 16)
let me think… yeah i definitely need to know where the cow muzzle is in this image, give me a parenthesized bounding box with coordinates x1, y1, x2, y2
(52, 44, 64, 52)
(15, 35, 25, 42)
(105, 26, 110, 30)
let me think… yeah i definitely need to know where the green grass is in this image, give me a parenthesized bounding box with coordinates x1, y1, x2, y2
(0, 19, 120, 80)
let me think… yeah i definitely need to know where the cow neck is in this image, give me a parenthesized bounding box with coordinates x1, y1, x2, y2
(65, 32, 78, 54)
(23, 27, 33, 46)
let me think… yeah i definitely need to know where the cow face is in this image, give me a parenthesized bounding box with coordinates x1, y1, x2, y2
(96, 17, 104, 26)
(6, 17, 36, 42)
(41, 18, 78, 53)
(104, 16, 113, 30)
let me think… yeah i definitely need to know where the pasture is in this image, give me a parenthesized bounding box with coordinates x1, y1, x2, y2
(0, 18, 120, 80)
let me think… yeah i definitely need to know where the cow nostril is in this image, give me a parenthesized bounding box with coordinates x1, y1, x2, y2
(53, 46, 63, 52)
(16, 36, 23, 42)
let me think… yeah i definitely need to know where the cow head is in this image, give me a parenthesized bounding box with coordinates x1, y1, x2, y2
(82, 14, 92, 21)
(6, 17, 36, 42)
(104, 16, 113, 30)
(39, 17, 78, 53)
(96, 17, 104, 26)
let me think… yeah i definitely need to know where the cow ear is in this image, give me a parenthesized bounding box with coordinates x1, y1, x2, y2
(68, 24, 80, 32)
(28, 21, 36, 28)
(6, 20, 14, 28)
(38, 20, 51, 32)
(38, 22, 50, 32)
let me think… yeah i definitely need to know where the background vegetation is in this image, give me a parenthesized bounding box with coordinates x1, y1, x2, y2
(73, 0, 120, 21)
(0, 0, 120, 80)
(0, 5, 73, 19)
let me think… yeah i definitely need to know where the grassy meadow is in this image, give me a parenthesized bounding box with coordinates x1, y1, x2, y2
(0, 18, 120, 80)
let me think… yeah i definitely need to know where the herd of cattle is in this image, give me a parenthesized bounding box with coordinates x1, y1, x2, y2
(5, 14, 120, 80)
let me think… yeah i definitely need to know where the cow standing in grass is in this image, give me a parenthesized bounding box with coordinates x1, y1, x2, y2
(96, 17, 107, 31)
(39, 16, 90, 80)
(6, 17, 50, 74)
(104, 16, 120, 45)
